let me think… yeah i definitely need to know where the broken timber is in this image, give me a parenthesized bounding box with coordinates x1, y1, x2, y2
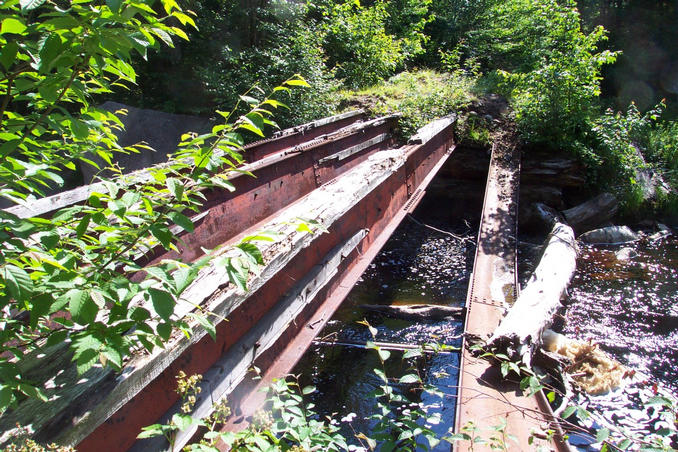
(454, 139, 570, 451)
(0, 112, 456, 451)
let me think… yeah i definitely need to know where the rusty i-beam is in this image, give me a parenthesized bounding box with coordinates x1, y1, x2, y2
(0, 111, 457, 451)
(454, 140, 570, 451)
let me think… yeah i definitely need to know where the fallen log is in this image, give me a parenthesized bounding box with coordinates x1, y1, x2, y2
(360, 303, 464, 321)
(562, 193, 618, 235)
(488, 222, 577, 366)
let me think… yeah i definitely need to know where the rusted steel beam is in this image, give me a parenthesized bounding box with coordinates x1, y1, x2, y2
(123, 117, 455, 451)
(4, 110, 366, 220)
(0, 114, 455, 452)
(0, 112, 390, 448)
(214, 117, 458, 442)
(140, 115, 400, 266)
(454, 142, 570, 451)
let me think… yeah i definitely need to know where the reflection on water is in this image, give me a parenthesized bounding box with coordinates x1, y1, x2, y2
(546, 232, 678, 449)
(293, 217, 472, 450)
(564, 234, 678, 393)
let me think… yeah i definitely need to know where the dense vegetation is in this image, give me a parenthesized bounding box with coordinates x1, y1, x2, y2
(1, 0, 677, 450)
(123, 0, 677, 217)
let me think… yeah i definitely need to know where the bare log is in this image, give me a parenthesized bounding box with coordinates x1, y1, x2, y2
(360, 304, 464, 320)
(488, 222, 577, 366)
(562, 193, 618, 235)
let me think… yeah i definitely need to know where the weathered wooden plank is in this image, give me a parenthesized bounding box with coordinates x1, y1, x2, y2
(160, 229, 368, 451)
(318, 133, 389, 164)
(408, 115, 457, 145)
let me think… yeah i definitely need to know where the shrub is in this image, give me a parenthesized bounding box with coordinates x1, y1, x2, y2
(197, 8, 340, 129)
(338, 69, 476, 138)
(319, 0, 412, 89)
(473, 0, 617, 147)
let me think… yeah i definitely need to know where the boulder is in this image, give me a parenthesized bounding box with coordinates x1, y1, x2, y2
(579, 226, 639, 245)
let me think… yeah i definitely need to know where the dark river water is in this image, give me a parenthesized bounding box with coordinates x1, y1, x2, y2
(556, 232, 678, 449)
(293, 208, 473, 450)
(563, 234, 678, 394)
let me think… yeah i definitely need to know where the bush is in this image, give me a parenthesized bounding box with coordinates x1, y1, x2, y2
(586, 102, 675, 214)
(469, 0, 617, 147)
(197, 7, 339, 129)
(319, 0, 414, 89)
(338, 69, 476, 138)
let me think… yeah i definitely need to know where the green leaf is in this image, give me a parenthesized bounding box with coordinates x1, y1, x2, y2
(20, 0, 46, 10)
(102, 347, 122, 369)
(377, 348, 390, 361)
(68, 289, 98, 325)
(29, 293, 54, 328)
(189, 313, 216, 341)
(168, 211, 194, 233)
(237, 242, 263, 266)
(149, 288, 175, 321)
(239, 95, 259, 105)
(1, 18, 27, 35)
(373, 368, 388, 383)
(45, 330, 68, 348)
(18, 383, 48, 402)
(172, 413, 194, 431)
(302, 385, 316, 395)
(106, 0, 123, 13)
(76, 214, 91, 238)
(284, 77, 311, 87)
(399, 374, 420, 384)
(137, 424, 166, 439)
(75, 348, 98, 374)
(39, 231, 61, 251)
(70, 119, 90, 140)
(157, 322, 172, 341)
(150, 224, 173, 248)
(0, 386, 14, 410)
(595, 427, 609, 443)
(0, 42, 19, 70)
(561, 405, 576, 419)
(3, 264, 33, 300)
(403, 348, 422, 359)
(618, 439, 632, 450)
(224, 258, 248, 292)
(166, 178, 184, 201)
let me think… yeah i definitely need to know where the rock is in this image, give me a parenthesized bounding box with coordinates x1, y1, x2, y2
(579, 226, 639, 245)
(81, 101, 213, 182)
(615, 247, 638, 261)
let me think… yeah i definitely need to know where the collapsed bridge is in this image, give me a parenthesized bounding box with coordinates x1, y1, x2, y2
(1, 110, 569, 451)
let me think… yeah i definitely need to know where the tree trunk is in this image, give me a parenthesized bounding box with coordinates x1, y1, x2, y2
(562, 193, 618, 235)
(488, 222, 577, 366)
(360, 304, 464, 321)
